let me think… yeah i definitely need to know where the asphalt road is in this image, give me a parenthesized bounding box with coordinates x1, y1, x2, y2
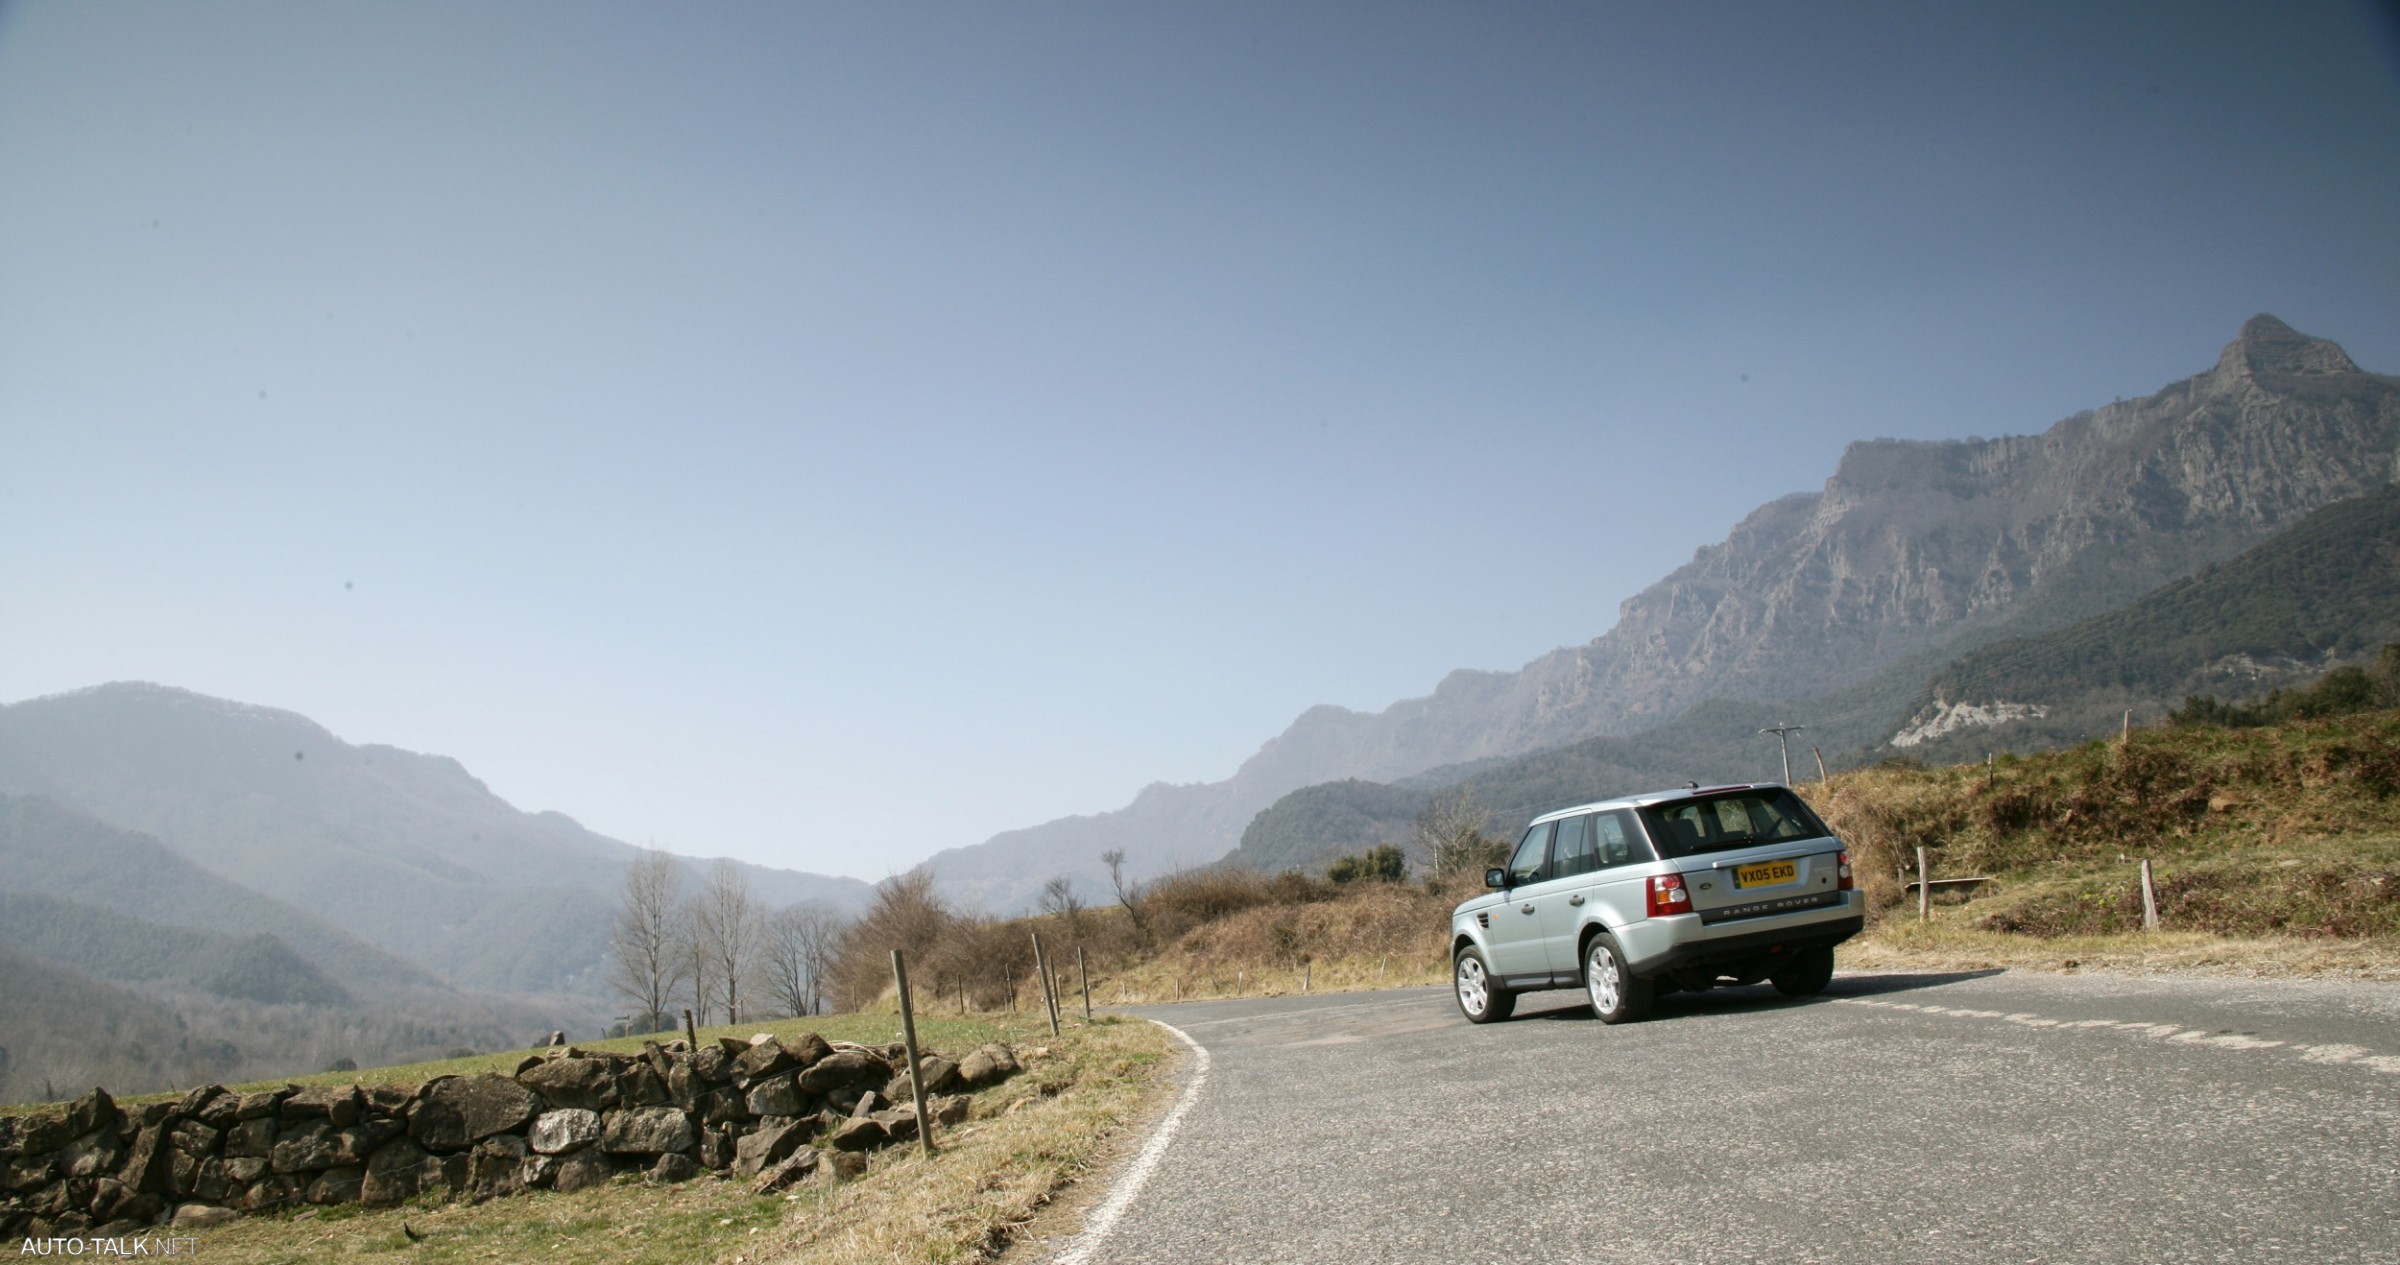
(1042, 970, 2400, 1265)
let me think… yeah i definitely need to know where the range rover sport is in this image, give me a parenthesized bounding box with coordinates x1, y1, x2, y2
(1449, 783, 1863, 1023)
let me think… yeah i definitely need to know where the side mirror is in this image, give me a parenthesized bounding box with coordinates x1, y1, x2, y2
(1484, 867, 1508, 890)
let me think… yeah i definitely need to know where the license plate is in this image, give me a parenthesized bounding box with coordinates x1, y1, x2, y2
(1735, 859, 1798, 888)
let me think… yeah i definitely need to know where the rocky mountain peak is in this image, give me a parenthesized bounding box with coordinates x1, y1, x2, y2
(2214, 312, 2362, 380)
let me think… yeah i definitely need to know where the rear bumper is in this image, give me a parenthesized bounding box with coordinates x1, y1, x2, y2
(1623, 910, 1864, 980)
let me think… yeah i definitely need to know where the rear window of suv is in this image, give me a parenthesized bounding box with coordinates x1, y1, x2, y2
(1639, 788, 1830, 858)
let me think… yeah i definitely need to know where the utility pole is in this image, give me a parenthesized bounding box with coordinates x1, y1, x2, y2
(1759, 724, 1806, 785)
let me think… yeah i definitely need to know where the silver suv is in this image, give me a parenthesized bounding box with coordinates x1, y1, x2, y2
(1450, 783, 1862, 1024)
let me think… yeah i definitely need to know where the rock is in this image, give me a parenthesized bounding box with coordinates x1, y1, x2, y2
(411, 1075, 542, 1151)
(233, 1091, 287, 1121)
(62, 1128, 123, 1180)
(15, 1115, 69, 1156)
(929, 1095, 970, 1127)
(2, 1156, 56, 1194)
(731, 1038, 795, 1084)
(647, 1153, 700, 1184)
(692, 1046, 732, 1084)
(732, 1118, 809, 1178)
(787, 1032, 835, 1069)
(912, 1060, 960, 1099)
(514, 1055, 545, 1075)
(827, 1116, 887, 1152)
(0, 1115, 17, 1158)
(664, 1057, 699, 1106)
(700, 1087, 755, 1125)
(517, 1153, 559, 1189)
(547, 1030, 567, 1046)
(240, 1176, 299, 1213)
(367, 1085, 413, 1113)
(116, 1125, 172, 1195)
(752, 1147, 819, 1195)
(165, 1086, 220, 1124)
(192, 1156, 235, 1203)
(957, 1044, 1020, 1088)
(270, 1121, 349, 1174)
(716, 1035, 753, 1056)
(601, 1107, 696, 1156)
(640, 1040, 672, 1078)
(517, 1058, 618, 1111)
(168, 1120, 221, 1158)
(222, 1116, 276, 1160)
(550, 1148, 612, 1194)
(826, 1151, 868, 1181)
(306, 1165, 364, 1205)
(849, 1091, 879, 1119)
(872, 1106, 918, 1143)
(527, 1108, 603, 1155)
(798, 1049, 889, 1094)
(65, 1088, 122, 1140)
(468, 1136, 527, 1199)
(360, 1138, 464, 1207)
(616, 1063, 671, 1107)
(697, 1127, 737, 1172)
(744, 1074, 802, 1118)
(223, 1156, 270, 1185)
(171, 1202, 238, 1229)
(280, 1086, 362, 1127)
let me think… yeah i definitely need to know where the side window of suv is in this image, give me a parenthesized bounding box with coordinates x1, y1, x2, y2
(1594, 810, 1650, 868)
(1552, 814, 1597, 878)
(1506, 821, 1555, 887)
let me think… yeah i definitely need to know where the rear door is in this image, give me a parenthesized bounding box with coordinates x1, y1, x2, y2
(1644, 791, 1845, 925)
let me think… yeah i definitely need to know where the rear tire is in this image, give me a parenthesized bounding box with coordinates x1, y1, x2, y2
(1583, 936, 1653, 1025)
(1770, 945, 1836, 997)
(1454, 946, 1515, 1023)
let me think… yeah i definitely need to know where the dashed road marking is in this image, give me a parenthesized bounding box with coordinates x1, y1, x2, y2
(1835, 996, 2394, 1075)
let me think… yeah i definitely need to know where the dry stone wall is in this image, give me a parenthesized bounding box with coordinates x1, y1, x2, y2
(0, 1032, 1022, 1239)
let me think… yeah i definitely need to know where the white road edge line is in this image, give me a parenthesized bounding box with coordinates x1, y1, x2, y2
(1047, 1019, 1212, 1265)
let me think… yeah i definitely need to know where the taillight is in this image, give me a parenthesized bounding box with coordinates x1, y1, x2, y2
(1837, 850, 1853, 891)
(1646, 873, 1693, 917)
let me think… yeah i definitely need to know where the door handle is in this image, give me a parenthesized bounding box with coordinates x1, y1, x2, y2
(1520, 902, 1536, 915)
(1568, 894, 1586, 906)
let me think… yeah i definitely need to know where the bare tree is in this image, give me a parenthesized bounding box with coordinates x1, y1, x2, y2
(828, 869, 952, 1012)
(1100, 848, 1146, 937)
(763, 902, 845, 1018)
(1037, 875, 1087, 939)
(693, 859, 760, 1025)
(680, 909, 718, 1028)
(1413, 786, 1500, 878)
(608, 848, 687, 1034)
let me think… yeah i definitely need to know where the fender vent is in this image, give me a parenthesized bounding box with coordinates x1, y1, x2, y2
(1477, 912, 1491, 929)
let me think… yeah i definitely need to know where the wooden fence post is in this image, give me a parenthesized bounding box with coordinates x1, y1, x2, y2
(1813, 745, 1829, 783)
(1303, 960, 1312, 993)
(683, 1008, 697, 1050)
(1916, 846, 1931, 923)
(890, 950, 934, 1157)
(1077, 946, 1092, 1022)
(2140, 858, 2159, 931)
(1030, 932, 1061, 1037)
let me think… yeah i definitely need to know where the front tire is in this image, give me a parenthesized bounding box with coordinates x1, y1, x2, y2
(1454, 946, 1515, 1023)
(1770, 945, 1836, 997)
(1584, 935, 1653, 1025)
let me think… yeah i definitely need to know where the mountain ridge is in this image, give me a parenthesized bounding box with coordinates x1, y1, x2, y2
(920, 315, 2400, 911)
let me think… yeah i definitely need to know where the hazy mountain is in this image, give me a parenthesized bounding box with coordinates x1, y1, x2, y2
(0, 889, 351, 1007)
(0, 686, 874, 994)
(923, 315, 2400, 910)
(0, 792, 436, 992)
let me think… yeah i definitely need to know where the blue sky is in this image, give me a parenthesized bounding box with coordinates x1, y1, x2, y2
(4, 1, 2396, 882)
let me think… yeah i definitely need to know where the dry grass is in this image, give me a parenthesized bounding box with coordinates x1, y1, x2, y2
(160, 1013, 1176, 1265)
